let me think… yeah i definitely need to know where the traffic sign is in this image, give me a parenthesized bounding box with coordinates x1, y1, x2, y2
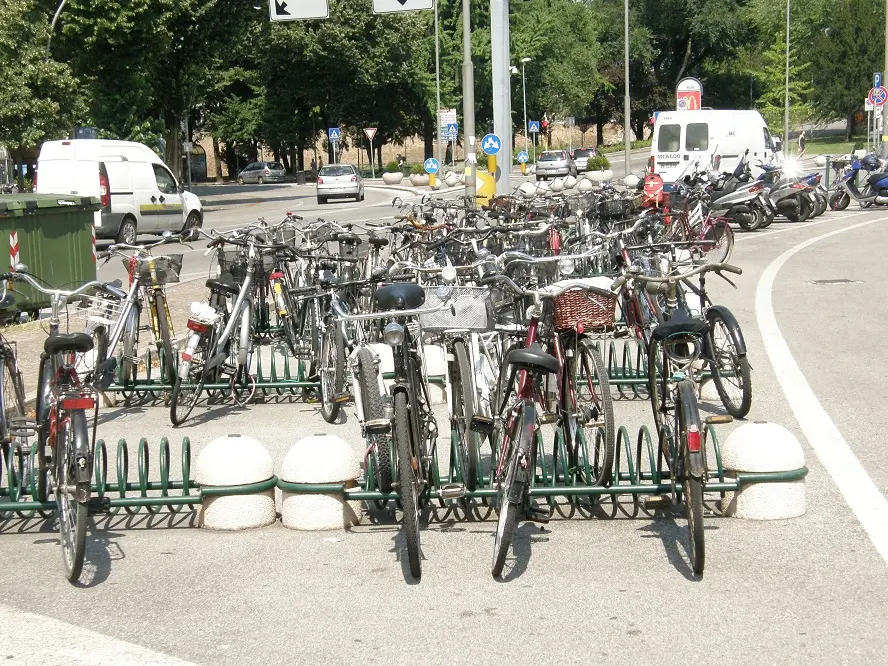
(865, 100, 875, 112)
(481, 134, 501, 155)
(528, 121, 540, 134)
(516, 151, 529, 164)
(423, 158, 440, 174)
(269, 0, 329, 20)
(328, 127, 341, 141)
(363, 127, 377, 141)
(876, 72, 882, 90)
(868, 87, 888, 106)
(445, 122, 459, 139)
(372, 0, 432, 13)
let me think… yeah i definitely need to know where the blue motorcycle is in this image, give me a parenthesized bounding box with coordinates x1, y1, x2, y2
(829, 153, 888, 210)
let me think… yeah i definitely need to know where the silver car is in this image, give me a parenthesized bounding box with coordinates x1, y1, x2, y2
(535, 150, 577, 180)
(316, 164, 364, 204)
(236, 161, 286, 184)
(571, 147, 598, 172)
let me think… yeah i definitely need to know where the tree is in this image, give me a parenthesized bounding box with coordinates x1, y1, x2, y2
(0, 0, 86, 186)
(754, 34, 812, 136)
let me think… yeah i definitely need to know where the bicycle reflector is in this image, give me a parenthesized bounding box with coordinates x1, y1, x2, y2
(62, 397, 96, 411)
(187, 319, 210, 333)
(687, 425, 702, 453)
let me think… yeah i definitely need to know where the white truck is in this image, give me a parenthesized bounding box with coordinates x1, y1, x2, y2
(649, 110, 779, 183)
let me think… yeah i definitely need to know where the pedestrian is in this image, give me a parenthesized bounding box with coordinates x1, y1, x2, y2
(310, 157, 316, 173)
(798, 131, 806, 159)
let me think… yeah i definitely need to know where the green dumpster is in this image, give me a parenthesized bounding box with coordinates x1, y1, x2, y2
(0, 194, 99, 322)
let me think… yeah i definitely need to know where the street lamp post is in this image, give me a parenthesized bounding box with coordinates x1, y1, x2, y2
(521, 57, 531, 156)
(45, 0, 67, 62)
(784, 0, 790, 158)
(434, 0, 442, 166)
(623, 0, 631, 176)
(462, 0, 476, 198)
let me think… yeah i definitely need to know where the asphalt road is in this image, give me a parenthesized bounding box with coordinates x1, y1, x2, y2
(2, 185, 887, 664)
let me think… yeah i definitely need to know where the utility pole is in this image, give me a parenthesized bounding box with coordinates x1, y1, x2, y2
(623, 0, 631, 176)
(784, 0, 790, 158)
(491, 0, 511, 193)
(883, 0, 888, 149)
(462, 0, 476, 198)
(434, 0, 443, 166)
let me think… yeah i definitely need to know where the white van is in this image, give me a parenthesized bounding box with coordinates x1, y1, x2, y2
(649, 110, 778, 184)
(36, 139, 202, 244)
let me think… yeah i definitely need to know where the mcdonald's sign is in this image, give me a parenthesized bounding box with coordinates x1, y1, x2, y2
(676, 77, 703, 111)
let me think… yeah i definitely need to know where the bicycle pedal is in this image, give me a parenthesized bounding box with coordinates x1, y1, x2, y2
(87, 496, 111, 516)
(539, 412, 557, 425)
(365, 419, 391, 435)
(334, 392, 352, 404)
(643, 494, 672, 510)
(525, 504, 551, 524)
(439, 483, 466, 499)
(469, 415, 494, 435)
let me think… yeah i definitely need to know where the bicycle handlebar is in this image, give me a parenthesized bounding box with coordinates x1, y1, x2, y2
(610, 262, 742, 291)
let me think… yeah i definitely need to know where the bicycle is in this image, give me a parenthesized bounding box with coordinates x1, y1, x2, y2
(1, 268, 120, 582)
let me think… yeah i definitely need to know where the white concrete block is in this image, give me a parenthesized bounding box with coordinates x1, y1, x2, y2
(423, 344, 447, 405)
(563, 175, 577, 190)
(550, 177, 565, 192)
(196, 434, 276, 530)
(720, 422, 806, 520)
(624, 174, 640, 188)
(577, 178, 593, 192)
(282, 483, 362, 531)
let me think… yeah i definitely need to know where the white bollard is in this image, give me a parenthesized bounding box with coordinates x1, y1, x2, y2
(720, 422, 806, 520)
(814, 155, 827, 167)
(196, 434, 276, 530)
(624, 174, 640, 188)
(280, 434, 362, 530)
(563, 174, 577, 190)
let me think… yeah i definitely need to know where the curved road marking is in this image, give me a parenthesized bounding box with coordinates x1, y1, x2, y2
(0, 603, 198, 665)
(756, 216, 888, 566)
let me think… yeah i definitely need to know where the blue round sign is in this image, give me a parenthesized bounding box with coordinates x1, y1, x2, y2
(516, 151, 529, 164)
(481, 133, 502, 156)
(423, 158, 440, 174)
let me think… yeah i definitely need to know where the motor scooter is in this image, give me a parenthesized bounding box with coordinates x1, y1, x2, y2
(828, 153, 888, 210)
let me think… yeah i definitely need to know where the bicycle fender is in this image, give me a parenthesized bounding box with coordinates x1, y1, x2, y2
(706, 305, 747, 357)
(687, 450, 706, 479)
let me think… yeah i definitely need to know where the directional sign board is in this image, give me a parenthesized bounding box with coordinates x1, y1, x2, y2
(481, 134, 502, 155)
(868, 87, 888, 107)
(328, 127, 341, 141)
(372, 0, 433, 13)
(423, 158, 440, 174)
(876, 72, 882, 90)
(269, 0, 329, 20)
(445, 123, 459, 139)
(527, 121, 540, 134)
(363, 127, 377, 141)
(516, 151, 529, 164)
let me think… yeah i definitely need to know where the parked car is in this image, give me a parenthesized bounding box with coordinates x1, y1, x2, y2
(535, 150, 577, 180)
(36, 139, 203, 244)
(572, 147, 598, 171)
(236, 161, 286, 185)
(316, 164, 364, 204)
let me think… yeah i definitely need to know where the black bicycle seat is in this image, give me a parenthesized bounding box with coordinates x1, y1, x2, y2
(368, 236, 390, 248)
(44, 332, 93, 356)
(506, 343, 559, 375)
(652, 311, 709, 341)
(334, 233, 362, 245)
(205, 278, 239, 297)
(374, 283, 425, 311)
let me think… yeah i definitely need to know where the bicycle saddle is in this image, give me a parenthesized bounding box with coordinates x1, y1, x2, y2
(367, 236, 390, 248)
(44, 332, 93, 356)
(374, 283, 425, 311)
(205, 277, 239, 297)
(506, 343, 559, 375)
(334, 233, 362, 245)
(651, 310, 709, 341)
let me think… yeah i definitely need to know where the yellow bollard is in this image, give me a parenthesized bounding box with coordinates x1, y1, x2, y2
(520, 163, 527, 176)
(429, 173, 436, 188)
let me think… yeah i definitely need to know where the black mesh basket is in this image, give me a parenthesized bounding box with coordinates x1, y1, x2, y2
(122, 255, 182, 285)
(216, 250, 275, 284)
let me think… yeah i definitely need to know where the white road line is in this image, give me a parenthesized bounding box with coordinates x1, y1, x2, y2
(0, 603, 199, 665)
(756, 215, 888, 566)
(735, 210, 870, 241)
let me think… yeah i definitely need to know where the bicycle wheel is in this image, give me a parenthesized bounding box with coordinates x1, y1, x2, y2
(55, 410, 89, 582)
(170, 329, 213, 426)
(707, 311, 752, 418)
(394, 391, 421, 579)
(154, 293, 177, 386)
(120, 305, 141, 403)
(356, 348, 391, 493)
(678, 381, 705, 575)
(647, 337, 677, 442)
(1, 344, 26, 427)
(573, 339, 615, 485)
(319, 322, 345, 423)
(492, 403, 532, 578)
(451, 340, 479, 490)
(701, 220, 733, 264)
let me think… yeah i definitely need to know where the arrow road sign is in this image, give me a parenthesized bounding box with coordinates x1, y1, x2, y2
(328, 127, 341, 141)
(363, 127, 377, 141)
(516, 151, 529, 164)
(527, 121, 540, 134)
(269, 0, 329, 20)
(423, 158, 440, 174)
(481, 134, 501, 155)
(372, 0, 433, 13)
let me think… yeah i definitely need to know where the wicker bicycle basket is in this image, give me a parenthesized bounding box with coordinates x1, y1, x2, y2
(552, 288, 616, 332)
(122, 255, 183, 285)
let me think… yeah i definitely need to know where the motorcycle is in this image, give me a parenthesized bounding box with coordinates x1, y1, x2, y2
(828, 153, 888, 210)
(705, 152, 767, 231)
(756, 162, 817, 223)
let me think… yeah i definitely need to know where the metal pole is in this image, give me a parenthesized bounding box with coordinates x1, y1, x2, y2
(784, 0, 790, 159)
(883, 0, 888, 147)
(185, 114, 192, 190)
(522, 62, 529, 155)
(491, 0, 511, 194)
(623, 0, 631, 176)
(370, 138, 375, 179)
(434, 0, 442, 166)
(45, 0, 67, 62)
(461, 0, 476, 198)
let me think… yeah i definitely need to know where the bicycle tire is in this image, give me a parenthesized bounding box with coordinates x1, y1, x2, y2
(279, 286, 300, 358)
(319, 322, 345, 423)
(678, 381, 705, 575)
(647, 337, 678, 443)
(492, 403, 532, 578)
(702, 219, 733, 264)
(394, 391, 421, 579)
(170, 329, 213, 426)
(451, 340, 479, 490)
(356, 348, 391, 493)
(56, 410, 89, 582)
(574, 339, 615, 485)
(120, 305, 141, 403)
(707, 311, 752, 418)
(154, 292, 177, 386)
(1, 345, 26, 430)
